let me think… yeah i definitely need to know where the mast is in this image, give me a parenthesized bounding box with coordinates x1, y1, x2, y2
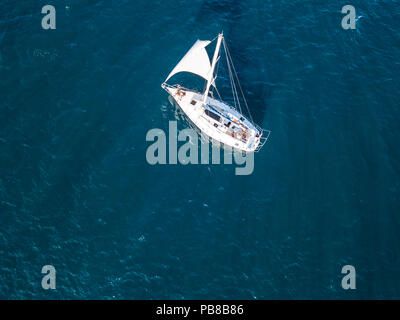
(203, 33, 223, 105)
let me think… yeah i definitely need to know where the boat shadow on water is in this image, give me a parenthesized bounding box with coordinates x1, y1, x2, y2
(194, 0, 270, 126)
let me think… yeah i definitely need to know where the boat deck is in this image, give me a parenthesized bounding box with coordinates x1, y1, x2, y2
(162, 83, 269, 152)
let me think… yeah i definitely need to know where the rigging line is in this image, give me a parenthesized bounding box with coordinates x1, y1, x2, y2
(215, 53, 220, 79)
(224, 39, 255, 125)
(213, 56, 223, 101)
(223, 39, 238, 105)
(223, 38, 239, 110)
(214, 85, 222, 101)
(223, 38, 242, 114)
(225, 41, 253, 124)
(209, 34, 219, 43)
(225, 40, 242, 116)
(226, 46, 254, 125)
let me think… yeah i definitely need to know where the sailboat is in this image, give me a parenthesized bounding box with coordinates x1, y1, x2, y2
(161, 33, 269, 153)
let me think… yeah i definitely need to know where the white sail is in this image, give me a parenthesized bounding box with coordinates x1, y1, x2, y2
(165, 40, 212, 83)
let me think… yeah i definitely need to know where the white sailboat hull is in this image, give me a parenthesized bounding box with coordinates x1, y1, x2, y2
(162, 84, 267, 153)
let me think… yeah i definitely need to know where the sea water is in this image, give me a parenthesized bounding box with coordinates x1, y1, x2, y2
(0, 0, 399, 299)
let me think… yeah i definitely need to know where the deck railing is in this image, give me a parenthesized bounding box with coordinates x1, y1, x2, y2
(254, 125, 271, 153)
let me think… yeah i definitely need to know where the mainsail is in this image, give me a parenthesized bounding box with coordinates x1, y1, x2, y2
(165, 40, 212, 83)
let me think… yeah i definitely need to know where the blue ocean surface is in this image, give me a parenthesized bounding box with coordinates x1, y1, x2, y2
(0, 0, 399, 299)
